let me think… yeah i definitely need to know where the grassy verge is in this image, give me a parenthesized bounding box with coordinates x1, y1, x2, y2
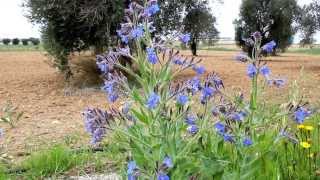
(288, 48, 320, 55)
(0, 45, 43, 52)
(0, 143, 125, 179)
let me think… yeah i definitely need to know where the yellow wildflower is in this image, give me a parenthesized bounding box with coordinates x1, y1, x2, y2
(297, 124, 305, 129)
(300, 141, 311, 149)
(305, 125, 314, 131)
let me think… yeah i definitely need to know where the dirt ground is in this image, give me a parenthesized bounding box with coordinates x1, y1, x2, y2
(0, 50, 319, 158)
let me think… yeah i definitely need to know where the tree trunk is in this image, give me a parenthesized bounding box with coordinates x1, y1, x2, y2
(191, 39, 197, 56)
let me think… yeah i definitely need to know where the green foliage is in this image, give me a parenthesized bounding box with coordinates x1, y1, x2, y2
(310, 0, 320, 30)
(1, 39, 11, 45)
(21, 146, 82, 178)
(11, 38, 20, 46)
(297, 5, 318, 46)
(21, 39, 29, 46)
(24, 0, 124, 76)
(29, 38, 40, 46)
(235, 0, 299, 51)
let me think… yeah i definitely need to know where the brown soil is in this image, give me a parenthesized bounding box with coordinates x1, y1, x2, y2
(0, 50, 320, 158)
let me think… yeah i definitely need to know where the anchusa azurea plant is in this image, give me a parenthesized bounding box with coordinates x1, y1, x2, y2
(83, 1, 319, 179)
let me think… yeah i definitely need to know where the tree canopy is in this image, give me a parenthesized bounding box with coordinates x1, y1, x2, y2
(234, 0, 300, 52)
(24, 0, 124, 75)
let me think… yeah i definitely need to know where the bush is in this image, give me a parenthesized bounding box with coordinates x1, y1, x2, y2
(12, 38, 20, 45)
(21, 39, 29, 46)
(29, 38, 40, 45)
(2, 38, 11, 45)
(83, 1, 318, 179)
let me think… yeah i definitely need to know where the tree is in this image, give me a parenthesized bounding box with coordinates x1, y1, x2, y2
(21, 39, 29, 46)
(183, 2, 218, 56)
(24, 0, 124, 76)
(2, 39, 11, 45)
(296, 5, 318, 47)
(155, 0, 219, 56)
(310, 0, 320, 30)
(234, 0, 299, 52)
(29, 38, 40, 45)
(12, 38, 20, 45)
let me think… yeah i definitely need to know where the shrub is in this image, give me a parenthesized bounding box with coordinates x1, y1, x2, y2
(29, 38, 40, 46)
(12, 38, 20, 45)
(83, 1, 318, 179)
(21, 39, 29, 46)
(2, 38, 11, 45)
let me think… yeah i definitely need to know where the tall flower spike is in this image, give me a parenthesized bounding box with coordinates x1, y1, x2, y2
(83, 108, 113, 144)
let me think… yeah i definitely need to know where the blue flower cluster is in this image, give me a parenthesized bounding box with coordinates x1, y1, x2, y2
(83, 108, 112, 144)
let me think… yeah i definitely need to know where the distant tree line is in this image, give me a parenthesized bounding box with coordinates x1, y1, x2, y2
(1, 38, 40, 46)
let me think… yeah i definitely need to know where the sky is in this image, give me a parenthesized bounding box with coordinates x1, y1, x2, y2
(0, 0, 319, 43)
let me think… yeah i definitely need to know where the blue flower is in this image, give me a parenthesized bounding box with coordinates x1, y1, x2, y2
(187, 125, 199, 135)
(185, 115, 196, 125)
(223, 134, 234, 143)
(131, 26, 144, 39)
(243, 138, 253, 147)
(128, 175, 136, 180)
(179, 33, 191, 44)
(294, 108, 311, 124)
(127, 161, 137, 175)
(147, 47, 158, 64)
(230, 111, 246, 122)
(145, 4, 160, 17)
(108, 93, 119, 103)
(83, 108, 110, 144)
(176, 94, 188, 105)
(162, 156, 173, 168)
(172, 57, 183, 65)
(247, 64, 258, 78)
(262, 40, 276, 53)
(121, 35, 129, 44)
(202, 87, 214, 97)
(187, 77, 201, 94)
(193, 65, 206, 75)
(91, 128, 105, 144)
(214, 122, 226, 133)
(252, 31, 262, 40)
(201, 87, 215, 104)
(146, 92, 160, 109)
(157, 173, 170, 180)
(260, 65, 271, 78)
(235, 53, 247, 62)
(102, 81, 114, 94)
(97, 62, 109, 73)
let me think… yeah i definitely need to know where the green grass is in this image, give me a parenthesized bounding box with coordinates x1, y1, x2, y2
(288, 48, 320, 55)
(0, 45, 43, 52)
(0, 143, 124, 179)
